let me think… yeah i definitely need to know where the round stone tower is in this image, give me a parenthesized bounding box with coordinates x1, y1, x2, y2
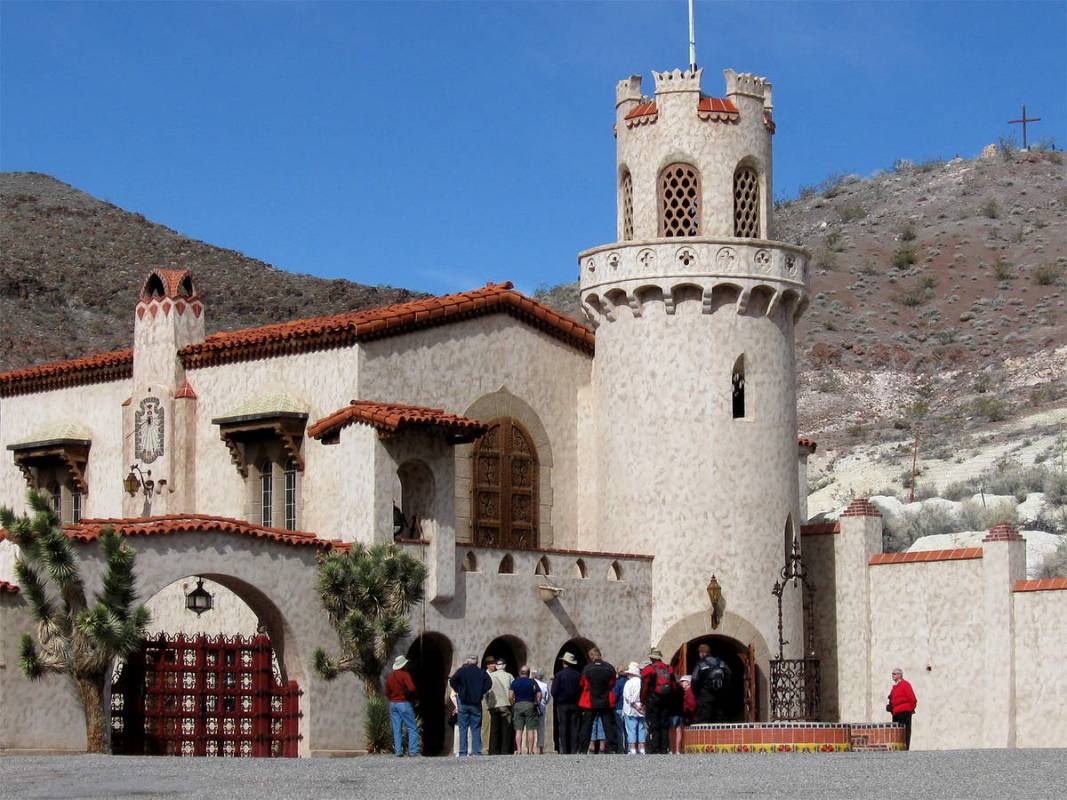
(579, 67, 811, 670)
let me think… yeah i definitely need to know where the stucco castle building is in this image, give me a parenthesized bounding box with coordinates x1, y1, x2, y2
(1, 63, 1064, 757)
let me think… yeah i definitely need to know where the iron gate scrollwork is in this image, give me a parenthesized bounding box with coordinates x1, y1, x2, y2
(111, 632, 302, 757)
(769, 539, 821, 721)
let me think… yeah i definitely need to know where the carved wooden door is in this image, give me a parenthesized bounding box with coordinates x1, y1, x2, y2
(744, 643, 758, 722)
(472, 418, 538, 549)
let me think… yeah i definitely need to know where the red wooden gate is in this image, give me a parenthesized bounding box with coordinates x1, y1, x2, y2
(111, 633, 301, 757)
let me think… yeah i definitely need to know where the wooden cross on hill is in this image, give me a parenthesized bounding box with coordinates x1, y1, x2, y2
(1008, 104, 1041, 150)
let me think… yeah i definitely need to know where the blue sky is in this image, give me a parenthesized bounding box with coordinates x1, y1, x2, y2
(2, 1, 1064, 296)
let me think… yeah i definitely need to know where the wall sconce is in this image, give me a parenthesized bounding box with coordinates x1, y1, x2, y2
(706, 574, 723, 629)
(124, 465, 154, 497)
(185, 578, 214, 616)
(537, 583, 563, 602)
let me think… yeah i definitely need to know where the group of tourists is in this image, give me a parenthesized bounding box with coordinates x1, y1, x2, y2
(384, 642, 732, 757)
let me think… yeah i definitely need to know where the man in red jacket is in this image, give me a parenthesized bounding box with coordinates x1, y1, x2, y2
(888, 667, 918, 750)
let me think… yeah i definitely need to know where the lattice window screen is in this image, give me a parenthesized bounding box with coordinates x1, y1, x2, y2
(659, 163, 701, 237)
(734, 166, 761, 238)
(621, 171, 634, 240)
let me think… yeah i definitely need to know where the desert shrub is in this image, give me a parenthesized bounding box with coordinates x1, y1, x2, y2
(892, 246, 917, 270)
(838, 204, 866, 223)
(820, 172, 848, 198)
(1037, 536, 1067, 579)
(913, 483, 938, 501)
(980, 198, 1000, 219)
(997, 136, 1017, 161)
(362, 695, 393, 754)
(917, 158, 944, 173)
(815, 372, 844, 393)
(882, 503, 959, 552)
(894, 282, 928, 307)
(943, 462, 1064, 503)
(825, 231, 845, 252)
(959, 498, 1018, 532)
(972, 396, 1007, 422)
(992, 258, 1014, 281)
(919, 274, 937, 290)
(898, 222, 917, 242)
(1043, 469, 1067, 506)
(1033, 263, 1062, 286)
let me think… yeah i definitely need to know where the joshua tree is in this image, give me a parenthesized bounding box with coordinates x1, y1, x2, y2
(313, 542, 427, 697)
(0, 492, 150, 753)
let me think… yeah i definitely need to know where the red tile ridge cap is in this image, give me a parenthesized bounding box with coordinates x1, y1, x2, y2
(0, 580, 19, 595)
(0, 349, 134, 398)
(798, 437, 818, 452)
(1013, 577, 1067, 593)
(983, 522, 1024, 542)
(800, 522, 840, 536)
(869, 547, 984, 566)
(308, 400, 489, 441)
(842, 498, 881, 517)
(140, 269, 198, 301)
(174, 380, 198, 400)
(179, 282, 593, 369)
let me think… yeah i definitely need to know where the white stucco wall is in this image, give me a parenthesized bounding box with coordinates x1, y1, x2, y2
(1013, 588, 1067, 747)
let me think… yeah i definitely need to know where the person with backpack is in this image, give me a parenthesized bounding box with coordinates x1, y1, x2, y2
(577, 646, 618, 754)
(691, 643, 731, 723)
(639, 647, 675, 754)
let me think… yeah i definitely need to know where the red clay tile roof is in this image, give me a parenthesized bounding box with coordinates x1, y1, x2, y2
(180, 282, 594, 369)
(869, 548, 983, 566)
(698, 96, 740, 116)
(0, 349, 133, 399)
(983, 522, 1024, 542)
(0, 580, 19, 594)
(1013, 577, 1067, 593)
(61, 515, 342, 550)
(174, 380, 198, 400)
(798, 437, 817, 452)
(309, 401, 489, 442)
(624, 101, 659, 126)
(141, 269, 197, 300)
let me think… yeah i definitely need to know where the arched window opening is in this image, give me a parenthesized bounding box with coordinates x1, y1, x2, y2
(498, 554, 515, 575)
(732, 355, 746, 419)
(572, 559, 588, 580)
(734, 164, 760, 238)
(535, 556, 551, 576)
(72, 491, 82, 524)
(462, 551, 478, 572)
(621, 170, 634, 241)
(143, 273, 166, 299)
(608, 561, 623, 581)
(659, 162, 701, 237)
(259, 460, 273, 527)
(283, 460, 298, 531)
(784, 515, 796, 577)
(49, 482, 61, 516)
(472, 418, 539, 549)
(397, 460, 435, 540)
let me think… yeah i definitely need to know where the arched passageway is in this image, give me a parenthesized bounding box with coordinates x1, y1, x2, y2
(482, 635, 527, 674)
(405, 633, 454, 757)
(671, 634, 756, 723)
(551, 637, 597, 753)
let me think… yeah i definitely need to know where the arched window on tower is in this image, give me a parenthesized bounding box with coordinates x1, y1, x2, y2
(732, 355, 746, 419)
(472, 417, 539, 549)
(733, 163, 760, 238)
(284, 459, 298, 530)
(659, 162, 701, 237)
(620, 169, 634, 241)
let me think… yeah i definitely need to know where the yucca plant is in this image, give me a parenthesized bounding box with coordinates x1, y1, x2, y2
(362, 694, 394, 754)
(313, 542, 427, 697)
(0, 491, 150, 753)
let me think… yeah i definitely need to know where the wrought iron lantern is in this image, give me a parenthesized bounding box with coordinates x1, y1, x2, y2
(124, 464, 154, 497)
(706, 574, 723, 629)
(185, 578, 213, 616)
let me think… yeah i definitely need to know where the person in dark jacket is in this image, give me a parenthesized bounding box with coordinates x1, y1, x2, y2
(550, 652, 582, 754)
(449, 654, 492, 756)
(640, 647, 676, 754)
(888, 667, 918, 750)
(690, 644, 731, 723)
(577, 647, 618, 754)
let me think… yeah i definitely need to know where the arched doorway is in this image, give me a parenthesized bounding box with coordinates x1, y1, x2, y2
(554, 637, 595, 672)
(671, 634, 757, 723)
(110, 576, 299, 757)
(482, 635, 527, 674)
(405, 633, 453, 757)
(471, 418, 539, 549)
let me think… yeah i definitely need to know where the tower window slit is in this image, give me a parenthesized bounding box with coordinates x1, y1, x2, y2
(732, 355, 746, 419)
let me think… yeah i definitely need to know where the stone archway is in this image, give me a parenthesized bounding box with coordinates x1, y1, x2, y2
(670, 634, 751, 723)
(405, 632, 453, 757)
(658, 610, 772, 722)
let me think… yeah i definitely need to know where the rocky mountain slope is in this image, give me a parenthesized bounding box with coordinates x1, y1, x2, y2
(0, 172, 425, 371)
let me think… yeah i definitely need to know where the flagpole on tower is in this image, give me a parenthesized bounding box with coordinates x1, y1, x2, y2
(688, 0, 698, 71)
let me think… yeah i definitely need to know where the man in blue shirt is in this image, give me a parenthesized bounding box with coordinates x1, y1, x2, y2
(449, 654, 492, 756)
(509, 665, 543, 755)
(550, 652, 582, 754)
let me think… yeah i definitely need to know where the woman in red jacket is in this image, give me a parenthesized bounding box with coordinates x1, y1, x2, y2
(888, 667, 918, 750)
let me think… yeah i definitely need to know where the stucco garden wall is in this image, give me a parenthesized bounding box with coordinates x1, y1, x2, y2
(1012, 587, 1067, 747)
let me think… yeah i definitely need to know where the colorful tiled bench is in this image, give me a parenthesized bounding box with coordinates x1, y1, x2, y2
(682, 722, 906, 753)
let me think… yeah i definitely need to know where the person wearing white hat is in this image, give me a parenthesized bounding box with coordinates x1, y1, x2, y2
(621, 662, 646, 755)
(384, 655, 419, 756)
(550, 651, 582, 753)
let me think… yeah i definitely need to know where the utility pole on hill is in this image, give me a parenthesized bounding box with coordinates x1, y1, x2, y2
(908, 429, 921, 503)
(1008, 104, 1041, 150)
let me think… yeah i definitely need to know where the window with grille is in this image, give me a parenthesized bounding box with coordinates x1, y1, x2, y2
(284, 460, 298, 531)
(732, 355, 746, 419)
(734, 165, 760, 238)
(472, 417, 539, 549)
(259, 460, 273, 527)
(659, 163, 701, 237)
(72, 491, 82, 523)
(621, 170, 634, 240)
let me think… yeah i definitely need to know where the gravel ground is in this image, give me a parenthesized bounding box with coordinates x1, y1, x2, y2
(2, 750, 1065, 800)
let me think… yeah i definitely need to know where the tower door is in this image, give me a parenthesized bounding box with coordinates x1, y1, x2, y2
(742, 643, 758, 723)
(472, 418, 539, 549)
